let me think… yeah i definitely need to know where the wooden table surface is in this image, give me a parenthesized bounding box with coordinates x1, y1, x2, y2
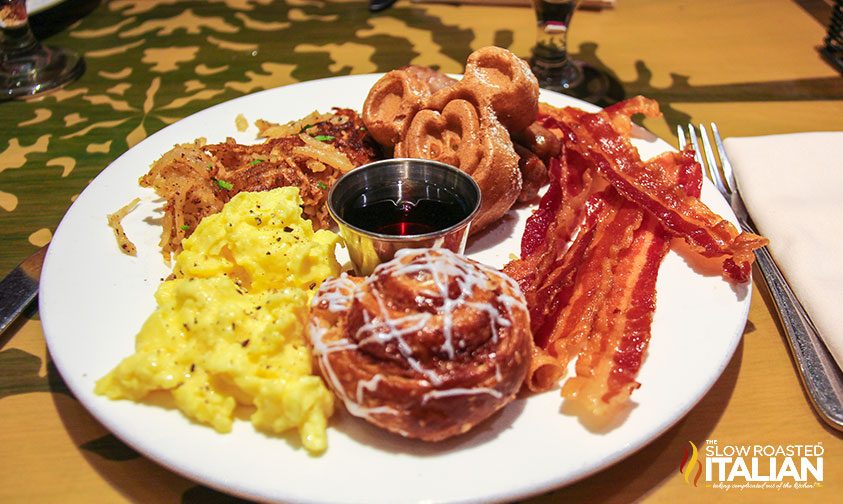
(1, 0, 841, 502)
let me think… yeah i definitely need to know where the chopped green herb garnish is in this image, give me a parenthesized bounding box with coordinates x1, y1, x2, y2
(316, 182, 327, 190)
(215, 179, 233, 190)
(249, 159, 264, 166)
(313, 135, 334, 142)
(301, 124, 315, 132)
(206, 163, 213, 170)
(180, 224, 190, 231)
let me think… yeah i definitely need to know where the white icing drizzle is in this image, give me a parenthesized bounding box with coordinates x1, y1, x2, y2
(422, 387, 503, 405)
(310, 276, 398, 419)
(310, 319, 398, 418)
(356, 290, 441, 385)
(308, 249, 529, 422)
(318, 273, 357, 313)
(356, 374, 385, 404)
(489, 352, 503, 383)
(364, 248, 526, 360)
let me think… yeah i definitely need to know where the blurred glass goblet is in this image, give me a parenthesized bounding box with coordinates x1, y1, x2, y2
(1, 0, 84, 100)
(530, 0, 609, 102)
(530, 0, 583, 91)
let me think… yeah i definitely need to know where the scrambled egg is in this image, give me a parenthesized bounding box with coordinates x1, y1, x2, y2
(96, 187, 341, 453)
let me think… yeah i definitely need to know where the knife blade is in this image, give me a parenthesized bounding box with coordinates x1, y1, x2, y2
(0, 246, 47, 338)
(369, 0, 398, 12)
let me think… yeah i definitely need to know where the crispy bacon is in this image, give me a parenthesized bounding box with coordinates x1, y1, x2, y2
(539, 100, 766, 282)
(560, 150, 701, 414)
(506, 133, 597, 299)
(560, 216, 667, 413)
(507, 96, 764, 418)
(520, 156, 564, 258)
(603, 95, 660, 135)
(525, 189, 643, 391)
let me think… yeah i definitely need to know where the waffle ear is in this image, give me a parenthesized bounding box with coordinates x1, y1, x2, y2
(461, 46, 539, 133)
(362, 69, 430, 147)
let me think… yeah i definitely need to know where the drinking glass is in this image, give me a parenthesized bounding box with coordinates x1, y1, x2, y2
(530, 0, 583, 92)
(530, 0, 611, 103)
(1, 0, 84, 100)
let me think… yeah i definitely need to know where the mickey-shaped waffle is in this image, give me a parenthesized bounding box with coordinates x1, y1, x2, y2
(362, 46, 540, 233)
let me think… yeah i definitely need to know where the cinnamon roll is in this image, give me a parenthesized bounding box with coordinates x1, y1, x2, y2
(308, 248, 533, 441)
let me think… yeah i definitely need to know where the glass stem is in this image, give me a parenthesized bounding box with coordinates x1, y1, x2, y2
(1, 0, 38, 60)
(0, 0, 85, 100)
(531, 0, 579, 69)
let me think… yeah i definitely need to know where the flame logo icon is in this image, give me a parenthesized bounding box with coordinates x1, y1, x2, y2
(679, 441, 703, 487)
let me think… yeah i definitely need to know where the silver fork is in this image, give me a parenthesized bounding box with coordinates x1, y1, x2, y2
(679, 123, 843, 431)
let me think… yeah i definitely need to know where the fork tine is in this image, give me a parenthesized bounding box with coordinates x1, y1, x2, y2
(677, 124, 686, 149)
(686, 125, 705, 167)
(698, 124, 728, 195)
(710, 123, 736, 192)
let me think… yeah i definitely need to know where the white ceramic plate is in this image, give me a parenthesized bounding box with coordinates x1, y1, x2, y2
(28, 0, 65, 15)
(41, 75, 750, 504)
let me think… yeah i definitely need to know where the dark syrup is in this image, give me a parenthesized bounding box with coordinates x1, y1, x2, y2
(344, 198, 468, 236)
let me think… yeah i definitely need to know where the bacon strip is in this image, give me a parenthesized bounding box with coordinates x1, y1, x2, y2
(520, 156, 564, 258)
(508, 97, 766, 418)
(505, 119, 598, 306)
(522, 189, 643, 391)
(540, 98, 767, 282)
(560, 217, 666, 414)
(561, 150, 700, 415)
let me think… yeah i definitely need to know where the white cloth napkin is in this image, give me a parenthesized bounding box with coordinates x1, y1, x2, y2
(724, 132, 843, 369)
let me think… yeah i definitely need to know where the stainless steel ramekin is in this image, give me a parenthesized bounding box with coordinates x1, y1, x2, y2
(327, 158, 481, 275)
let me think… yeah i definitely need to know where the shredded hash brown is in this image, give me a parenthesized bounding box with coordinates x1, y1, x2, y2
(107, 198, 141, 256)
(140, 108, 380, 260)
